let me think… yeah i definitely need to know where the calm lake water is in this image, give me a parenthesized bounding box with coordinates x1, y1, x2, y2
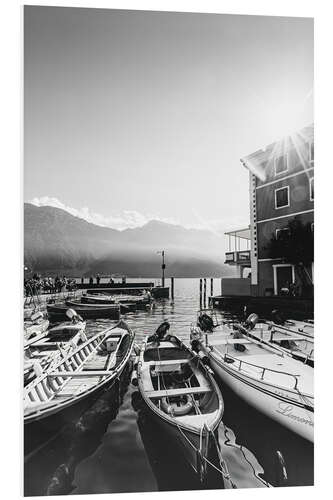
(24, 278, 313, 495)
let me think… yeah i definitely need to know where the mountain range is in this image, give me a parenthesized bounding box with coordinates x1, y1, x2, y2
(24, 203, 234, 278)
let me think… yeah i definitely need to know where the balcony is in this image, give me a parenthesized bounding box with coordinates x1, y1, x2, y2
(225, 250, 251, 266)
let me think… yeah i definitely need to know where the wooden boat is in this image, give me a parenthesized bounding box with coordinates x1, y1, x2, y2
(47, 302, 120, 321)
(81, 292, 152, 309)
(24, 321, 134, 429)
(191, 311, 314, 442)
(65, 299, 132, 314)
(135, 326, 225, 483)
(242, 317, 314, 367)
(80, 293, 115, 304)
(24, 320, 86, 386)
(24, 311, 49, 339)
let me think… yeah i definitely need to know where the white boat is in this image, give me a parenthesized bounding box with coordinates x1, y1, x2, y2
(280, 319, 314, 339)
(24, 310, 49, 340)
(135, 326, 228, 484)
(243, 318, 314, 367)
(24, 320, 134, 426)
(191, 312, 314, 442)
(24, 320, 87, 386)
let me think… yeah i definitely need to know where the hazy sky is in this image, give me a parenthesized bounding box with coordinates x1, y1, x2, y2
(24, 7, 313, 232)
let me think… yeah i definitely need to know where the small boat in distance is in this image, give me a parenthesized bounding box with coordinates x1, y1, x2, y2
(47, 302, 121, 321)
(191, 310, 314, 442)
(135, 322, 228, 485)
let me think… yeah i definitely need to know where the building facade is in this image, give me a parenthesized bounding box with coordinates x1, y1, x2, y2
(223, 124, 314, 298)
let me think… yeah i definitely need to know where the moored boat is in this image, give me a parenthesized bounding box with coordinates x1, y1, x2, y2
(24, 319, 87, 386)
(47, 302, 121, 321)
(24, 320, 135, 453)
(24, 311, 49, 339)
(135, 322, 228, 484)
(241, 315, 314, 367)
(191, 311, 314, 442)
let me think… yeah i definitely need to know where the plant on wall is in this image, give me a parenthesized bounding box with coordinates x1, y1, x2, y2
(265, 217, 314, 294)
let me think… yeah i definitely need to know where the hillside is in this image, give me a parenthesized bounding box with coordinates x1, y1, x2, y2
(24, 203, 233, 277)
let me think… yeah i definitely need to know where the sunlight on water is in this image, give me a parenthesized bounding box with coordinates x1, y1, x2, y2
(24, 278, 313, 495)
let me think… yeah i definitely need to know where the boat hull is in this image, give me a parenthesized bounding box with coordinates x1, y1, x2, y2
(24, 373, 120, 456)
(47, 303, 120, 321)
(142, 403, 215, 479)
(204, 348, 313, 442)
(24, 322, 134, 455)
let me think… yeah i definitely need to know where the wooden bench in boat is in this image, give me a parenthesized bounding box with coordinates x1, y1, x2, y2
(145, 386, 211, 399)
(48, 370, 112, 377)
(149, 359, 190, 366)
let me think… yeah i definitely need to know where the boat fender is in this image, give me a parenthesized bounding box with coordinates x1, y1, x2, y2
(191, 339, 200, 353)
(31, 311, 43, 322)
(33, 361, 43, 377)
(160, 395, 193, 416)
(131, 370, 138, 386)
(80, 329, 88, 342)
(234, 343, 246, 353)
(133, 343, 141, 356)
(66, 308, 77, 320)
(197, 350, 210, 365)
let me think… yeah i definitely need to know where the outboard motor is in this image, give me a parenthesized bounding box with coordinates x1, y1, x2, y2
(66, 308, 77, 321)
(197, 313, 214, 332)
(66, 308, 83, 324)
(244, 313, 259, 330)
(147, 321, 171, 344)
(155, 321, 171, 340)
(271, 309, 285, 325)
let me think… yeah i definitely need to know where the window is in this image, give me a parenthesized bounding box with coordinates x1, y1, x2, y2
(274, 154, 288, 176)
(275, 186, 290, 209)
(276, 228, 290, 240)
(310, 177, 314, 201)
(309, 142, 314, 163)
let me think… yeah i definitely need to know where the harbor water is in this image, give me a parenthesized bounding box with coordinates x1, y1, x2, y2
(24, 278, 314, 495)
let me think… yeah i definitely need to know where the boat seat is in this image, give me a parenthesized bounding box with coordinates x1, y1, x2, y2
(209, 338, 252, 346)
(145, 386, 211, 399)
(271, 335, 309, 341)
(149, 359, 189, 366)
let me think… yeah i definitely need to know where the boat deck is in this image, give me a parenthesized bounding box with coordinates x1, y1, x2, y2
(209, 335, 313, 396)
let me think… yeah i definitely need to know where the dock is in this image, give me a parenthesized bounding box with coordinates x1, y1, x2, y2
(210, 295, 314, 320)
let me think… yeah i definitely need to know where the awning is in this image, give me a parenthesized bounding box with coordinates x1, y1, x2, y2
(224, 226, 251, 240)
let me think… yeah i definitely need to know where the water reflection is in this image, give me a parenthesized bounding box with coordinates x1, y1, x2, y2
(24, 278, 313, 495)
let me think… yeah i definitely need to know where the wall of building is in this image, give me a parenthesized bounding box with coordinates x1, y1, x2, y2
(257, 211, 314, 260)
(221, 277, 251, 296)
(245, 124, 314, 297)
(256, 171, 314, 223)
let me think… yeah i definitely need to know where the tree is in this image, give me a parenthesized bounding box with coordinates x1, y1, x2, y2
(265, 217, 314, 295)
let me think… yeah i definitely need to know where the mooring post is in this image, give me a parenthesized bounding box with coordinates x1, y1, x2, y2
(199, 278, 203, 307)
(171, 277, 174, 300)
(204, 278, 207, 308)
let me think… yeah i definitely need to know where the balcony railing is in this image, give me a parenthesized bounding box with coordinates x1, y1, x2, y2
(225, 250, 251, 265)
